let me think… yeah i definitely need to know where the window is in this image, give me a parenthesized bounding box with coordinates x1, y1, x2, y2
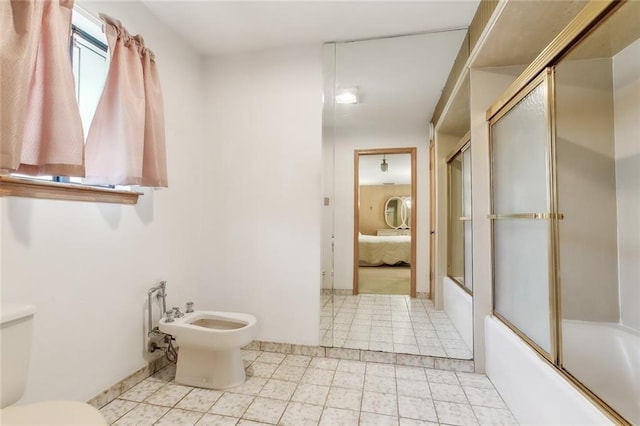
(72, 26, 108, 140)
(64, 24, 108, 184)
(0, 9, 141, 204)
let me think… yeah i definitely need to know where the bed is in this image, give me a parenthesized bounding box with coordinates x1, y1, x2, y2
(358, 234, 411, 266)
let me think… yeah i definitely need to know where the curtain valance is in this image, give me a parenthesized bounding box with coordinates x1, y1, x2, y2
(1, 5, 168, 188)
(1, 0, 85, 176)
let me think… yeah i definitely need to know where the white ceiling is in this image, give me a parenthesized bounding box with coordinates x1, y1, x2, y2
(359, 153, 411, 185)
(333, 29, 466, 133)
(142, 1, 480, 56)
(139, 1, 478, 185)
(334, 30, 466, 185)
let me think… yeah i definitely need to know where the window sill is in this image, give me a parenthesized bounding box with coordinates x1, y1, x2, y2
(0, 176, 142, 205)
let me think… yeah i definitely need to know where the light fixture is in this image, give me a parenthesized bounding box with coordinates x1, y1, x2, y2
(335, 87, 359, 104)
(380, 155, 388, 172)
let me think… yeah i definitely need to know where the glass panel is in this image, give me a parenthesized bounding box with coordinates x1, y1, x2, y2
(492, 82, 548, 214)
(324, 29, 472, 359)
(448, 146, 472, 291)
(491, 77, 551, 354)
(448, 153, 464, 283)
(464, 221, 473, 292)
(462, 147, 472, 292)
(494, 219, 551, 353)
(73, 36, 108, 139)
(462, 148, 472, 217)
(321, 43, 336, 347)
(556, 2, 640, 422)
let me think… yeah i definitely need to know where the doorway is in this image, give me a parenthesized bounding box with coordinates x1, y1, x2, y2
(353, 148, 417, 297)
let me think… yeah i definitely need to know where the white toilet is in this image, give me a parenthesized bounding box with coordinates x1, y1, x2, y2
(159, 310, 257, 390)
(0, 304, 107, 425)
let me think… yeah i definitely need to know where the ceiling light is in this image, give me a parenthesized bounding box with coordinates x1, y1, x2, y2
(380, 155, 388, 172)
(336, 87, 359, 104)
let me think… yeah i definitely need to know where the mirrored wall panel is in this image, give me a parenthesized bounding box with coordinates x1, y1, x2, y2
(321, 29, 474, 360)
(320, 43, 336, 348)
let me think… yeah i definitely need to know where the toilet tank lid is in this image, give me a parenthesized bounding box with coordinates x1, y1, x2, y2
(1, 304, 36, 325)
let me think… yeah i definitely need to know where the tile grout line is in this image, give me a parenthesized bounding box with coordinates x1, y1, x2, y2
(110, 350, 518, 426)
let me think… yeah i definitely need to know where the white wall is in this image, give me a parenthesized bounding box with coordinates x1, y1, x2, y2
(468, 65, 524, 371)
(613, 38, 640, 331)
(200, 46, 323, 346)
(0, 1, 205, 403)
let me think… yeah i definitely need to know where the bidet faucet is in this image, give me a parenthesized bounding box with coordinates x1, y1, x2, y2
(165, 310, 175, 323)
(156, 281, 167, 315)
(172, 307, 184, 318)
(186, 302, 194, 313)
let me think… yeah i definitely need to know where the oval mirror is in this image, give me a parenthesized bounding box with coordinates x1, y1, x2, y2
(402, 197, 412, 229)
(384, 196, 404, 228)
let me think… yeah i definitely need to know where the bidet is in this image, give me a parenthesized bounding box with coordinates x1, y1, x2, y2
(159, 310, 258, 389)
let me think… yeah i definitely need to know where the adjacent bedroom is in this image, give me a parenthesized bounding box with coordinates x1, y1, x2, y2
(356, 152, 414, 295)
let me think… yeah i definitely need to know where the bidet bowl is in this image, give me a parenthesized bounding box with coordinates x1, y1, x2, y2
(159, 311, 257, 351)
(158, 310, 258, 389)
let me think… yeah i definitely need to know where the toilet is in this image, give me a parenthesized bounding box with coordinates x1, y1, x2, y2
(159, 310, 257, 390)
(0, 304, 107, 425)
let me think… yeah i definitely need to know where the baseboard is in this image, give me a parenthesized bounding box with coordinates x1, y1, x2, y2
(87, 355, 171, 409)
(244, 340, 474, 372)
(88, 340, 473, 409)
(321, 289, 431, 299)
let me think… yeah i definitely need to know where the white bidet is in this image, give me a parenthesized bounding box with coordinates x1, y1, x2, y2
(159, 310, 257, 389)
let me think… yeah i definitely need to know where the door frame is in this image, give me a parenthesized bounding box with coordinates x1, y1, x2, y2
(353, 147, 417, 297)
(429, 142, 435, 300)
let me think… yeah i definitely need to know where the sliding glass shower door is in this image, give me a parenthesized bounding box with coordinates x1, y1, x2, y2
(489, 71, 556, 357)
(488, 3, 639, 420)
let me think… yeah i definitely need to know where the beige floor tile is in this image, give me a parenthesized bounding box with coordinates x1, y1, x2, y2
(280, 402, 323, 426)
(326, 386, 362, 411)
(176, 388, 223, 412)
(155, 408, 204, 425)
(243, 397, 287, 424)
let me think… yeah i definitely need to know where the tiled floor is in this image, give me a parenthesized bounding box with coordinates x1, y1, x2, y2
(101, 350, 517, 425)
(320, 294, 473, 359)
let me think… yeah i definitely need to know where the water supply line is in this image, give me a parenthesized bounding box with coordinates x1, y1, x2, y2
(147, 280, 167, 335)
(146, 281, 177, 364)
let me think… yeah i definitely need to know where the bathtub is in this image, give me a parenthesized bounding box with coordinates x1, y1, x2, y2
(443, 277, 473, 352)
(485, 316, 612, 425)
(562, 320, 640, 424)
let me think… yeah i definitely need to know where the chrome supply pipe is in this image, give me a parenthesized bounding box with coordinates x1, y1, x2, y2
(147, 281, 167, 336)
(157, 281, 167, 315)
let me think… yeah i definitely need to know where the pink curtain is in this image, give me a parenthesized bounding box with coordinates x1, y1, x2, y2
(1, 0, 85, 176)
(140, 40, 167, 188)
(85, 14, 167, 187)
